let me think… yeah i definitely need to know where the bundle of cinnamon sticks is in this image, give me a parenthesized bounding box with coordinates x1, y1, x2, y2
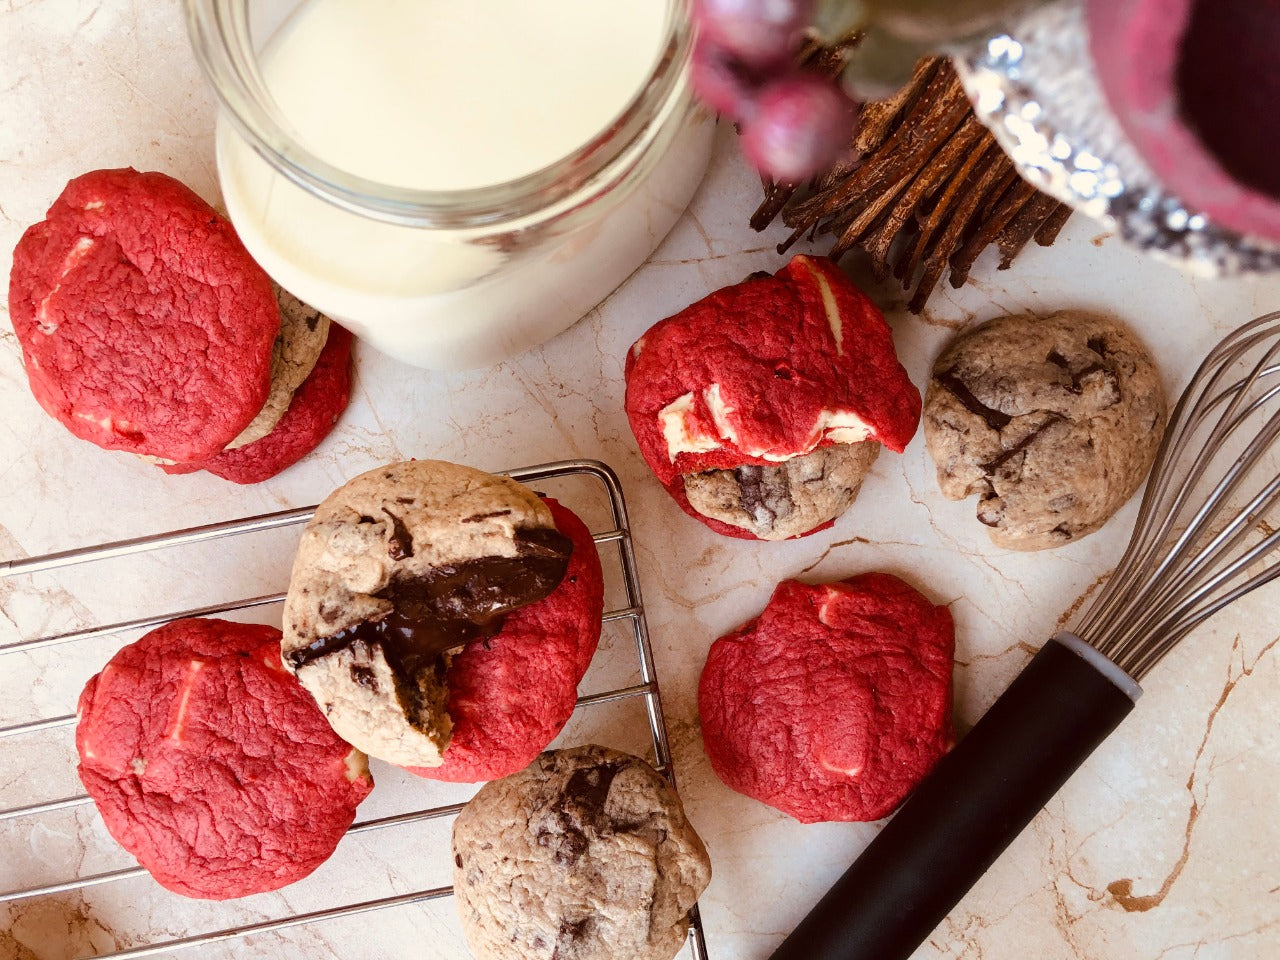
(751, 51, 1073, 312)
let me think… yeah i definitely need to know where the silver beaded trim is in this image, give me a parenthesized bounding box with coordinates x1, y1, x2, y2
(952, 0, 1280, 276)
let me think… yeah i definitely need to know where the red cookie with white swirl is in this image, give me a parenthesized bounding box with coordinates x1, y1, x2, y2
(76, 618, 373, 899)
(624, 255, 920, 540)
(8, 168, 279, 463)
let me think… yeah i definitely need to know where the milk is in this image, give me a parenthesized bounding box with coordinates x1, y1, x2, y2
(217, 0, 714, 368)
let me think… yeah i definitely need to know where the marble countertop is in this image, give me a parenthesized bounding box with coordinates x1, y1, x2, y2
(2, 3, 1278, 959)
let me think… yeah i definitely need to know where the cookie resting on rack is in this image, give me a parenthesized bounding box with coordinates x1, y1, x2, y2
(452, 745, 711, 960)
(624, 255, 920, 540)
(406, 497, 604, 782)
(699, 574, 954, 823)
(75, 618, 373, 900)
(282, 460, 603, 772)
(923, 311, 1167, 550)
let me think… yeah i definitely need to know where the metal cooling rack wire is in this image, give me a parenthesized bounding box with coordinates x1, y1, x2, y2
(0, 459, 709, 960)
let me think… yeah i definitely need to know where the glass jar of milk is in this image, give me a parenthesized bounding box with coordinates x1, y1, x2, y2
(185, 0, 715, 369)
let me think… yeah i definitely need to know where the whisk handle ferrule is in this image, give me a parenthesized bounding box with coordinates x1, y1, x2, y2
(768, 634, 1141, 960)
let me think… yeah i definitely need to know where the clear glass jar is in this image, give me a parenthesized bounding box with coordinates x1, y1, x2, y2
(184, 0, 715, 369)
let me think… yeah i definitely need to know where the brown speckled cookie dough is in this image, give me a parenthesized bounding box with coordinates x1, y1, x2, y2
(227, 285, 331, 450)
(452, 745, 711, 960)
(923, 312, 1166, 550)
(282, 461, 571, 767)
(682, 442, 881, 541)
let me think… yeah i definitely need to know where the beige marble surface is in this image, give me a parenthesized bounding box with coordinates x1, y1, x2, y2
(2, 2, 1279, 959)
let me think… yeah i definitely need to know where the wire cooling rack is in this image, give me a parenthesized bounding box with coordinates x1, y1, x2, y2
(0, 458, 708, 960)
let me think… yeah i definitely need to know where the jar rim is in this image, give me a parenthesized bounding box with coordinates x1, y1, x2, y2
(184, 0, 692, 228)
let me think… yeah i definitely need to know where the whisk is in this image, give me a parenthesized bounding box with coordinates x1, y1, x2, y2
(770, 311, 1280, 960)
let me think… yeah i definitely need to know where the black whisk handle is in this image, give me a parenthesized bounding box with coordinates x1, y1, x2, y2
(768, 633, 1142, 960)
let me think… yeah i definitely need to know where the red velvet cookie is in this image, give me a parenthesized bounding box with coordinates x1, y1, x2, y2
(407, 498, 605, 783)
(76, 618, 373, 900)
(625, 256, 920, 540)
(699, 574, 953, 823)
(8, 169, 279, 462)
(160, 324, 353, 484)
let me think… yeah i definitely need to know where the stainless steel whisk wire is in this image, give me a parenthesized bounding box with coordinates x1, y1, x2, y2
(1079, 310, 1280, 677)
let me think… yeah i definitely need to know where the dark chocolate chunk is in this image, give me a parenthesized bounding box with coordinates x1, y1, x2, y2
(553, 829, 590, 866)
(285, 528, 574, 729)
(553, 761, 624, 833)
(454, 853, 463, 868)
(349, 664, 379, 691)
(382, 507, 414, 560)
(977, 486, 1003, 527)
(935, 367, 1012, 431)
(461, 509, 514, 524)
(528, 759, 631, 875)
(734, 464, 795, 527)
(552, 918, 593, 959)
(981, 415, 1062, 472)
(1045, 349, 1072, 371)
(1044, 349, 1113, 396)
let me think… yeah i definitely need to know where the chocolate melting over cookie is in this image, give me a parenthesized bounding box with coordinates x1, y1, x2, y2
(286, 527, 574, 687)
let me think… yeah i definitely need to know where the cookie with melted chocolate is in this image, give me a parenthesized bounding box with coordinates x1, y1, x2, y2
(405, 498, 605, 783)
(282, 460, 578, 767)
(923, 312, 1166, 550)
(452, 745, 711, 960)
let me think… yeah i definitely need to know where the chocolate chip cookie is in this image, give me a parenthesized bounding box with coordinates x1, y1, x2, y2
(282, 460, 574, 767)
(923, 312, 1166, 550)
(452, 745, 711, 960)
(682, 441, 881, 541)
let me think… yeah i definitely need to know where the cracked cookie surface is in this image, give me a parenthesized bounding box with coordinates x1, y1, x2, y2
(9, 168, 279, 462)
(76, 618, 372, 900)
(923, 312, 1166, 550)
(452, 745, 711, 960)
(624, 255, 920, 541)
(699, 574, 954, 823)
